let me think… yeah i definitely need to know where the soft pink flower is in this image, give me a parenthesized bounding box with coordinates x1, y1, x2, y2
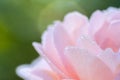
(16, 7, 120, 80)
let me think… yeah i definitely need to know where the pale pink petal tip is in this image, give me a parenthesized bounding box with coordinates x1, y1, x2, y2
(32, 42, 41, 48)
(16, 65, 33, 80)
(16, 58, 52, 80)
(32, 42, 43, 55)
(104, 7, 120, 13)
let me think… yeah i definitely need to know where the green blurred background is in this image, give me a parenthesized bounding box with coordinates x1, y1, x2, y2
(0, 0, 120, 80)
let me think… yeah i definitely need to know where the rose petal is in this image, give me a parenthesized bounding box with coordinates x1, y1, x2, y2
(16, 58, 52, 80)
(63, 11, 88, 42)
(98, 48, 120, 74)
(41, 26, 67, 74)
(90, 10, 106, 37)
(95, 20, 120, 52)
(54, 22, 79, 79)
(54, 22, 73, 55)
(32, 42, 67, 78)
(77, 35, 102, 55)
(115, 72, 120, 80)
(109, 20, 120, 42)
(32, 70, 60, 80)
(65, 47, 114, 80)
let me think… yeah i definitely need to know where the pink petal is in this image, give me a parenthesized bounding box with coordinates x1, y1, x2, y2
(89, 10, 106, 37)
(95, 20, 120, 52)
(104, 7, 120, 21)
(98, 48, 120, 74)
(115, 72, 120, 80)
(109, 20, 120, 42)
(32, 70, 60, 80)
(107, 12, 120, 21)
(94, 22, 110, 50)
(16, 58, 53, 80)
(63, 12, 88, 42)
(41, 26, 62, 64)
(65, 47, 114, 80)
(53, 22, 74, 56)
(107, 21, 120, 51)
(32, 42, 67, 78)
(40, 26, 66, 74)
(53, 22, 79, 79)
(104, 7, 120, 14)
(77, 35, 102, 55)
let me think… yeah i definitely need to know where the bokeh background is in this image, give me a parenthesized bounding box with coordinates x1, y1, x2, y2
(0, 0, 120, 80)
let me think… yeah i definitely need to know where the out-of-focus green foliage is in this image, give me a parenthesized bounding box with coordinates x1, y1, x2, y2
(0, 0, 120, 80)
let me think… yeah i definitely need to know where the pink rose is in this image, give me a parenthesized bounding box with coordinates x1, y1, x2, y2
(16, 7, 120, 80)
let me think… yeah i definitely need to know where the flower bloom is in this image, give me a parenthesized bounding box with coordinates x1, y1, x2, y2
(16, 7, 120, 80)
